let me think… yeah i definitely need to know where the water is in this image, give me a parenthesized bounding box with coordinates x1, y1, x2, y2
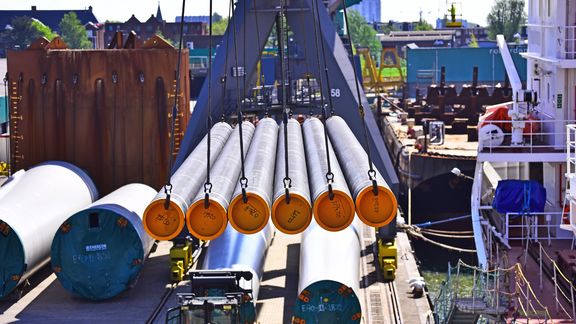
(402, 172, 477, 304)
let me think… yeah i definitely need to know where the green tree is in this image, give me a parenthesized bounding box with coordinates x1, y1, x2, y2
(59, 12, 92, 49)
(212, 17, 229, 35)
(487, 0, 526, 41)
(1, 16, 56, 49)
(347, 9, 381, 57)
(415, 19, 434, 31)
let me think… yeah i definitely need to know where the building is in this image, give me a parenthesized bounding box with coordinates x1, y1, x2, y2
(350, 0, 381, 23)
(378, 30, 457, 54)
(104, 4, 206, 48)
(0, 5, 100, 51)
(523, 0, 576, 122)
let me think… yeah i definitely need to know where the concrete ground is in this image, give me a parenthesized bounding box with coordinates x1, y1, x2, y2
(0, 222, 432, 323)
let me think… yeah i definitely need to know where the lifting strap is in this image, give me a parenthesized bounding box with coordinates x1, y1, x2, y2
(164, 0, 187, 210)
(204, 0, 215, 209)
(311, 0, 335, 199)
(231, 0, 249, 203)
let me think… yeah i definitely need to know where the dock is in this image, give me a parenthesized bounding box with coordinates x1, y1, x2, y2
(0, 222, 432, 323)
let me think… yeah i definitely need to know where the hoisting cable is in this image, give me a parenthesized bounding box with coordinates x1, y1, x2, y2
(295, 0, 312, 112)
(203, 0, 215, 209)
(164, 0, 187, 210)
(342, 0, 379, 196)
(220, 0, 234, 123)
(251, 0, 267, 116)
(313, 0, 335, 117)
(230, 0, 249, 203)
(310, 0, 335, 200)
(278, 0, 291, 204)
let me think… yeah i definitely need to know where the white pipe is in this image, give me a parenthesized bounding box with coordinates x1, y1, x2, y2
(0, 161, 97, 298)
(228, 118, 278, 234)
(51, 183, 157, 300)
(326, 115, 397, 227)
(302, 117, 355, 231)
(186, 121, 255, 240)
(143, 122, 233, 241)
(271, 119, 312, 234)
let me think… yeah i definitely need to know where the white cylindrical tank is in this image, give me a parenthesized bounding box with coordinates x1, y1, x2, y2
(294, 218, 362, 323)
(51, 183, 157, 300)
(0, 161, 97, 298)
(201, 223, 273, 301)
(0, 169, 25, 201)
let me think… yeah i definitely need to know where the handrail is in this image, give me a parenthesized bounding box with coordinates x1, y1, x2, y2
(503, 212, 573, 245)
(478, 118, 576, 153)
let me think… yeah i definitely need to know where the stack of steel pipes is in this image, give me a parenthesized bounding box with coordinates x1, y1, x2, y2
(142, 116, 397, 241)
(51, 183, 157, 300)
(186, 121, 255, 240)
(0, 162, 98, 298)
(143, 122, 232, 241)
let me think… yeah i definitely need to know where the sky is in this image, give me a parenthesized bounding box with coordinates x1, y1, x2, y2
(0, 0, 496, 26)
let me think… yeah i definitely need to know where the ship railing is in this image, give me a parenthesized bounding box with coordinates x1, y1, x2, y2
(503, 211, 573, 247)
(478, 118, 576, 155)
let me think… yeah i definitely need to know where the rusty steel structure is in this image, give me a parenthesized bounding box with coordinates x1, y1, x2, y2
(6, 35, 190, 195)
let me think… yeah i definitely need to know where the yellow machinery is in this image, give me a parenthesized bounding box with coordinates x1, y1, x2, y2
(378, 238, 397, 281)
(358, 47, 404, 93)
(170, 238, 195, 282)
(0, 162, 8, 176)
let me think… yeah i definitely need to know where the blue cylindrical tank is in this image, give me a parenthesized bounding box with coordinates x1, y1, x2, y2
(51, 183, 157, 300)
(0, 161, 98, 298)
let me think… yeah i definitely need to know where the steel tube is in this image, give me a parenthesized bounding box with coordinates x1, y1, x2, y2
(0, 169, 25, 201)
(228, 118, 278, 234)
(295, 219, 362, 321)
(302, 117, 355, 231)
(201, 223, 273, 301)
(0, 161, 98, 298)
(51, 183, 157, 300)
(143, 122, 233, 241)
(326, 116, 397, 227)
(271, 119, 312, 234)
(187, 121, 255, 240)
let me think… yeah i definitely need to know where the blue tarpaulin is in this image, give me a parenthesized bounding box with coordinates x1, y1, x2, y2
(492, 180, 546, 214)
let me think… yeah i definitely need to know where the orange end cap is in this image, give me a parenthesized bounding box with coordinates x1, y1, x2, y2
(186, 200, 228, 240)
(356, 185, 397, 227)
(228, 192, 270, 234)
(271, 193, 312, 234)
(143, 199, 185, 241)
(313, 189, 355, 232)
